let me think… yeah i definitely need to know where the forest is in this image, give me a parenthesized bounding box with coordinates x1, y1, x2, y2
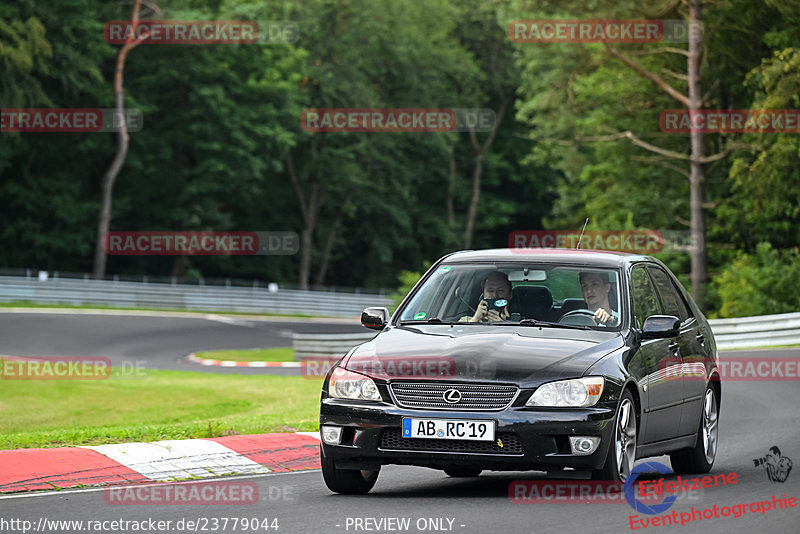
(2, 0, 799, 317)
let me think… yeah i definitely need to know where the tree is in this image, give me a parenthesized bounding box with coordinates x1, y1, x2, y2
(512, 0, 762, 310)
(92, 0, 156, 278)
(450, 0, 519, 249)
(0, 0, 112, 271)
(283, 0, 480, 288)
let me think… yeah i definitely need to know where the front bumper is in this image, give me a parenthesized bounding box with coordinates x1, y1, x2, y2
(319, 396, 617, 472)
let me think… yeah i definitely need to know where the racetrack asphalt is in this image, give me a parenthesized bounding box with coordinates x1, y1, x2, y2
(0, 310, 366, 375)
(2, 375, 798, 534)
(1, 311, 798, 533)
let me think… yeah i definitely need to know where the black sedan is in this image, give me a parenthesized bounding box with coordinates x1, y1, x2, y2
(319, 248, 721, 494)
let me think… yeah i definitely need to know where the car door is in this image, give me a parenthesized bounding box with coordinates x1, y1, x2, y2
(630, 265, 684, 444)
(647, 266, 706, 437)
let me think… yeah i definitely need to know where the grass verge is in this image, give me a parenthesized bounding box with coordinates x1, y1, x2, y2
(0, 367, 321, 450)
(194, 348, 295, 362)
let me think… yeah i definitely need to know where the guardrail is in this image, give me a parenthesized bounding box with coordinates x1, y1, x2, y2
(2, 272, 794, 350)
(708, 312, 800, 350)
(0, 276, 392, 318)
(292, 332, 377, 360)
(289, 313, 800, 360)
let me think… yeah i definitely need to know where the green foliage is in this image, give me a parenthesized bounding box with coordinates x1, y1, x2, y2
(0, 0, 799, 318)
(719, 48, 800, 252)
(389, 267, 427, 312)
(0, 14, 52, 106)
(713, 243, 800, 318)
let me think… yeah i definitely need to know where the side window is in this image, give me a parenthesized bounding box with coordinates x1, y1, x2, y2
(648, 268, 691, 323)
(630, 267, 661, 329)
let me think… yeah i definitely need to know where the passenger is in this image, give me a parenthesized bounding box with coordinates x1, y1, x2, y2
(579, 271, 619, 326)
(463, 271, 513, 322)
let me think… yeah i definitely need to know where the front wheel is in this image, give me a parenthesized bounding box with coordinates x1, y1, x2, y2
(593, 390, 636, 481)
(670, 386, 718, 474)
(320, 446, 380, 494)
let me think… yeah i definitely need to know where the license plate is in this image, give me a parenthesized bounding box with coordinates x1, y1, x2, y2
(402, 418, 495, 441)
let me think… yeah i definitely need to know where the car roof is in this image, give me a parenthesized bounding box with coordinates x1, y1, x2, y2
(441, 248, 650, 268)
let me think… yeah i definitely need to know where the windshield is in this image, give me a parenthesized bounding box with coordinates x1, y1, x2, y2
(398, 263, 623, 330)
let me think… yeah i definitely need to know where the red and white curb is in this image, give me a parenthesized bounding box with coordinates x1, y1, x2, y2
(186, 353, 301, 367)
(0, 432, 320, 493)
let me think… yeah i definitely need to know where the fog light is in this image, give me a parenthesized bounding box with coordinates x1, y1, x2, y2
(569, 436, 600, 455)
(321, 425, 342, 445)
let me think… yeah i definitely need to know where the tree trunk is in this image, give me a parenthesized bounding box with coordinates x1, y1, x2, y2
(462, 98, 508, 249)
(463, 152, 484, 248)
(92, 0, 147, 279)
(298, 226, 313, 289)
(286, 147, 322, 290)
(171, 254, 188, 281)
(313, 191, 352, 289)
(92, 64, 131, 279)
(603, 5, 710, 309)
(446, 147, 456, 229)
(688, 0, 706, 309)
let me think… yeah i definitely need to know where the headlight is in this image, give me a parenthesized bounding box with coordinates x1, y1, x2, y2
(329, 367, 382, 401)
(526, 376, 605, 407)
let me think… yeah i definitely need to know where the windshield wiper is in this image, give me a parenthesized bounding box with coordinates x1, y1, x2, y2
(399, 318, 453, 325)
(513, 319, 591, 330)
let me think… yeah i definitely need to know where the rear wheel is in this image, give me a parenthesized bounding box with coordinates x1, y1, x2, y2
(443, 466, 482, 477)
(593, 390, 636, 481)
(670, 386, 718, 474)
(320, 446, 380, 494)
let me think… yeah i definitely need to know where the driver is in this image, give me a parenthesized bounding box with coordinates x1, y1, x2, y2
(579, 271, 619, 326)
(461, 271, 513, 322)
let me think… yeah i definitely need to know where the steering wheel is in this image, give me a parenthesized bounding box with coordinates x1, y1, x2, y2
(559, 309, 598, 326)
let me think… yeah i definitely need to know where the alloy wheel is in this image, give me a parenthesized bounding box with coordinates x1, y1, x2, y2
(702, 389, 719, 464)
(615, 398, 636, 480)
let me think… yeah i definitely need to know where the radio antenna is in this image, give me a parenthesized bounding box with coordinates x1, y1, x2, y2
(576, 218, 589, 249)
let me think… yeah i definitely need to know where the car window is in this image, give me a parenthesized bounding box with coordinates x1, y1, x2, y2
(630, 266, 661, 330)
(398, 263, 622, 330)
(647, 267, 692, 323)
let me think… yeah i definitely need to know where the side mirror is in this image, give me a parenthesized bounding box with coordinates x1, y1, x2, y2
(361, 307, 390, 331)
(641, 315, 680, 339)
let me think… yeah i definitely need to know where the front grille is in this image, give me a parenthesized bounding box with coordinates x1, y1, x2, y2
(380, 429, 522, 454)
(389, 382, 518, 411)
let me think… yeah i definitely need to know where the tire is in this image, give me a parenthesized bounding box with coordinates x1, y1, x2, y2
(443, 466, 482, 477)
(593, 390, 637, 481)
(670, 385, 718, 474)
(320, 446, 380, 494)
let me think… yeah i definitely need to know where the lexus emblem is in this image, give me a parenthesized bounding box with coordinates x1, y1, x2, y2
(443, 389, 461, 404)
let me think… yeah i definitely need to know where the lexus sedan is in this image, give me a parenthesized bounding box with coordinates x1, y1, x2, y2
(319, 248, 720, 494)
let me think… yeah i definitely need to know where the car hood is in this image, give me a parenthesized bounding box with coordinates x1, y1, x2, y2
(342, 325, 624, 387)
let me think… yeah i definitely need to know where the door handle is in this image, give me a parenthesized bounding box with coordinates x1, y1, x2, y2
(668, 342, 679, 353)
